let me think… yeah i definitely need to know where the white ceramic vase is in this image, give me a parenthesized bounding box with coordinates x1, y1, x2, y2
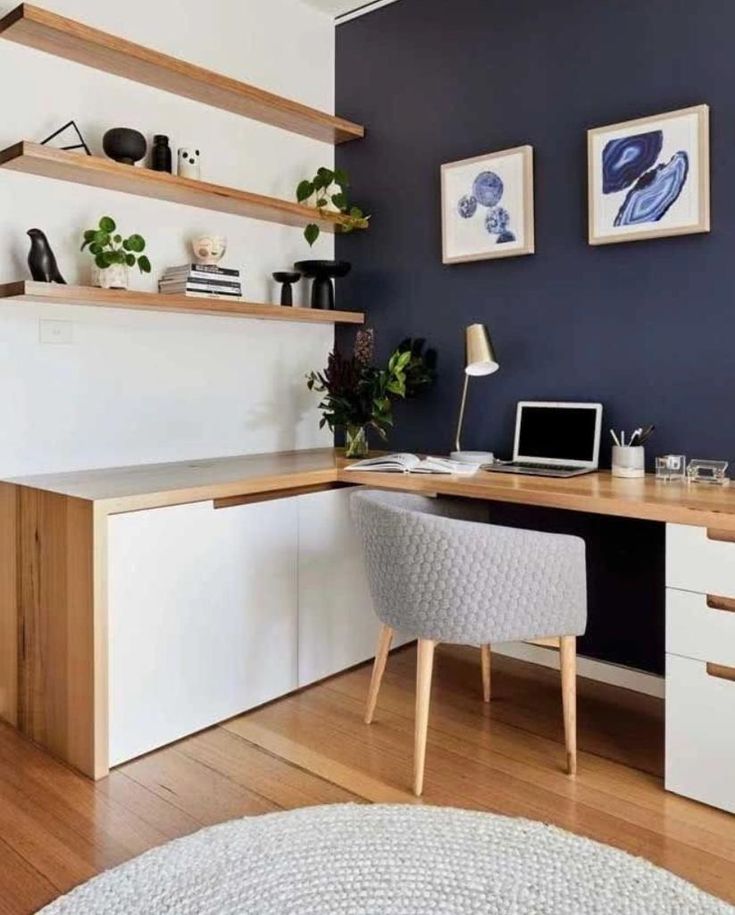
(92, 263, 129, 290)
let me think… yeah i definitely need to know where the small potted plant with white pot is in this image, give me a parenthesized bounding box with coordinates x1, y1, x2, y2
(81, 216, 151, 289)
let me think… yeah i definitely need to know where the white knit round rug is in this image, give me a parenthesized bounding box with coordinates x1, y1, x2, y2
(42, 804, 733, 914)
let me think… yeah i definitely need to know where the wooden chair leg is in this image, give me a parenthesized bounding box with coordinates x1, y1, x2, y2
(414, 639, 437, 796)
(364, 624, 394, 724)
(559, 635, 577, 776)
(480, 644, 492, 702)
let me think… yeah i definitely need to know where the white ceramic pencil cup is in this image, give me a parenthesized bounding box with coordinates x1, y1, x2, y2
(612, 445, 645, 479)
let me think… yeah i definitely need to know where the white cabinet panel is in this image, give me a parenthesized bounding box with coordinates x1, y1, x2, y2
(108, 498, 297, 765)
(666, 653, 735, 814)
(666, 523, 735, 596)
(666, 587, 735, 668)
(297, 489, 411, 688)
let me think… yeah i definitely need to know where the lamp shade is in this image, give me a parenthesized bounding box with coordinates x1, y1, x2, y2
(464, 323, 499, 376)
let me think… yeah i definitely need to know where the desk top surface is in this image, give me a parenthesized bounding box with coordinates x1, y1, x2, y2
(4, 448, 342, 512)
(5, 448, 735, 529)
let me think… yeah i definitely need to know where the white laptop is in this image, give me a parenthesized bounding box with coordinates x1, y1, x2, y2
(484, 401, 603, 478)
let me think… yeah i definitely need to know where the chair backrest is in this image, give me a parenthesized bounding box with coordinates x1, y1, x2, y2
(350, 488, 587, 645)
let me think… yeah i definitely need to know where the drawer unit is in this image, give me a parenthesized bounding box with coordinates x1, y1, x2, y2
(665, 653, 735, 814)
(665, 523, 735, 813)
(666, 523, 735, 596)
(666, 588, 735, 668)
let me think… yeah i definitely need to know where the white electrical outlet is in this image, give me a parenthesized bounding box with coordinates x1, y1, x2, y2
(39, 319, 73, 345)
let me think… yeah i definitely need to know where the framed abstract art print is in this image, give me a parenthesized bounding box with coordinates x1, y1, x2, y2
(441, 145, 534, 264)
(588, 104, 710, 245)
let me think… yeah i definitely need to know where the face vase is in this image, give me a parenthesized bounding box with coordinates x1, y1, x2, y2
(177, 147, 201, 180)
(191, 234, 227, 265)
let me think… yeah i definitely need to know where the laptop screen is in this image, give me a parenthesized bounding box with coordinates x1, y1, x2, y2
(516, 403, 601, 465)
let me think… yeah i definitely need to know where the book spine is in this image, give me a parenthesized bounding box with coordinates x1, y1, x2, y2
(165, 281, 242, 291)
(160, 276, 242, 288)
(158, 285, 242, 297)
(163, 268, 241, 277)
(178, 290, 243, 299)
(164, 264, 240, 276)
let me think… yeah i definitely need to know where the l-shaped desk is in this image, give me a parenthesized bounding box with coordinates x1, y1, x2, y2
(1, 448, 734, 812)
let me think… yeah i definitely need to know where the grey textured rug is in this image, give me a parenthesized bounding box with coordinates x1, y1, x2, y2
(41, 804, 733, 914)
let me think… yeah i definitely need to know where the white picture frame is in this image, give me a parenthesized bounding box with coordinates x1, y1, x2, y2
(441, 145, 535, 264)
(587, 104, 710, 246)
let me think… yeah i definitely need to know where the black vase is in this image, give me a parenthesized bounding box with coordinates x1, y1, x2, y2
(294, 260, 351, 310)
(151, 134, 172, 173)
(103, 128, 147, 165)
(273, 271, 301, 306)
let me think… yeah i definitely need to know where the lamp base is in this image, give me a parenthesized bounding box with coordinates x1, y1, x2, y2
(450, 450, 494, 465)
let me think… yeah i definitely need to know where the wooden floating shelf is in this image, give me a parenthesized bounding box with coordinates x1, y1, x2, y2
(0, 142, 360, 232)
(0, 4, 364, 145)
(0, 282, 365, 325)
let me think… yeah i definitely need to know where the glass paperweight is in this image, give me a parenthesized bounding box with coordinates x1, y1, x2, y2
(686, 459, 729, 485)
(655, 454, 686, 482)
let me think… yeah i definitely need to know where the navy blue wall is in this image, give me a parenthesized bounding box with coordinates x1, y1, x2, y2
(336, 0, 735, 674)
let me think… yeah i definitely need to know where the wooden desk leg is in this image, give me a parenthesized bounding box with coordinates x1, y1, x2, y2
(560, 635, 577, 776)
(0, 486, 107, 780)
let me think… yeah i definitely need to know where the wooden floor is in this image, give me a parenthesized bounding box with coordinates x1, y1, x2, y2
(2, 645, 734, 913)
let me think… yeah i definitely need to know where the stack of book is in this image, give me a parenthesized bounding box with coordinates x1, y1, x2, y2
(158, 264, 242, 299)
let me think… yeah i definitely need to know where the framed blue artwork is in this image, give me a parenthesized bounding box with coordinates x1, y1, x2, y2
(441, 145, 534, 264)
(588, 105, 710, 245)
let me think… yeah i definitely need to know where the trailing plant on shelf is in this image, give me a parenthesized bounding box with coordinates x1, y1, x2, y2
(296, 166, 369, 247)
(306, 328, 436, 458)
(80, 216, 151, 290)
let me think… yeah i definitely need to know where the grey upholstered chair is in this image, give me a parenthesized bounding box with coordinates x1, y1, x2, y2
(351, 489, 587, 796)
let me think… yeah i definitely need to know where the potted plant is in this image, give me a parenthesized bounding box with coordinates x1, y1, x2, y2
(296, 166, 369, 247)
(81, 216, 151, 289)
(306, 329, 435, 458)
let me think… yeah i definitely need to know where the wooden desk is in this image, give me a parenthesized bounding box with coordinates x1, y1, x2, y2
(2, 449, 735, 810)
(339, 465, 735, 532)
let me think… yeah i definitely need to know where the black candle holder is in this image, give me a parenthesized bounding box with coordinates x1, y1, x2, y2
(294, 260, 351, 310)
(272, 271, 301, 307)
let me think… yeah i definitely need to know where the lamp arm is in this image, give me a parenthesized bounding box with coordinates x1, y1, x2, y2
(454, 373, 470, 453)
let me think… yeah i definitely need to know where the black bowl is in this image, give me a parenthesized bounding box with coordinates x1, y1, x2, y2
(103, 128, 147, 165)
(294, 260, 351, 280)
(273, 271, 302, 284)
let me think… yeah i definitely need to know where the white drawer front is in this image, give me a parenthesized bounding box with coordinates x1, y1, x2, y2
(666, 588, 735, 667)
(665, 653, 735, 813)
(666, 523, 735, 596)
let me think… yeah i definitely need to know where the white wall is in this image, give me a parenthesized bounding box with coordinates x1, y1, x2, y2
(0, 0, 337, 475)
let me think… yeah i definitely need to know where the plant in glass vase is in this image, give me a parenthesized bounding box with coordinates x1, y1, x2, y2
(306, 329, 436, 458)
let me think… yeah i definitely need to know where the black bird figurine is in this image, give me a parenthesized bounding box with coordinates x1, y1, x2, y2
(27, 229, 66, 284)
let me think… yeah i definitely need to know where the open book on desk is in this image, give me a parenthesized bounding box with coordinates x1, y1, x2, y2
(343, 453, 480, 475)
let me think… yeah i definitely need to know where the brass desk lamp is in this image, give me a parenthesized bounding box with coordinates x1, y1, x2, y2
(450, 323, 499, 464)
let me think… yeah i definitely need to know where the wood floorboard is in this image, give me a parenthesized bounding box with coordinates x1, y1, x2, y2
(0, 648, 733, 911)
(0, 837, 56, 915)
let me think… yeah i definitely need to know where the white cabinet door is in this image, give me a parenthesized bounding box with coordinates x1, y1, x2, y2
(107, 498, 297, 766)
(297, 489, 411, 688)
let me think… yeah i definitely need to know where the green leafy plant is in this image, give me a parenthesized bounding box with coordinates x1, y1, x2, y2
(306, 329, 436, 445)
(296, 166, 369, 247)
(80, 216, 151, 273)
